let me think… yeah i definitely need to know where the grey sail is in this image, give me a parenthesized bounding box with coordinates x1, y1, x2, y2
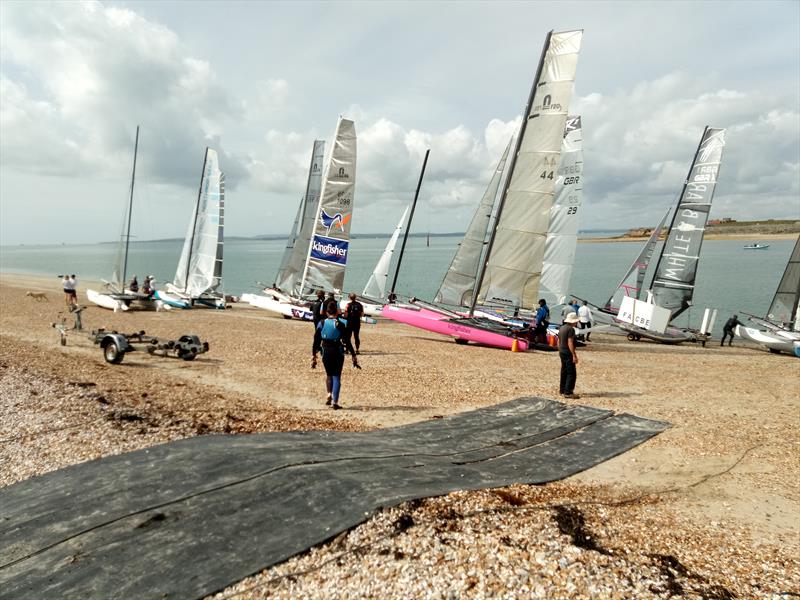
(539, 115, 584, 307)
(766, 234, 800, 330)
(604, 207, 670, 313)
(275, 140, 325, 295)
(476, 30, 583, 311)
(300, 119, 356, 297)
(650, 127, 726, 320)
(434, 139, 512, 307)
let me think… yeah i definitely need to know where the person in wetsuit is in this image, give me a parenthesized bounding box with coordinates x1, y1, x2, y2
(344, 292, 364, 354)
(720, 314, 741, 346)
(311, 289, 326, 326)
(312, 304, 360, 409)
(532, 298, 550, 345)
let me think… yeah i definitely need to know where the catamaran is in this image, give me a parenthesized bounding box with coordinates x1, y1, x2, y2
(155, 148, 226, 309)
(382, 29, 584, 350)
(736, 235, 800, 355)
(244, 118, 356, 319)
(86, 126, 156, 312)
(580, 126, 727, 344)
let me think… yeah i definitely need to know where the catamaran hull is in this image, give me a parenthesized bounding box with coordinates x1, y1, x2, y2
(382, 305, 529, 350)
(153, 290, 191, 309)
(86, 289, 129, 312)
(735, 325, 800, 355)
(242, 293, 314, 321)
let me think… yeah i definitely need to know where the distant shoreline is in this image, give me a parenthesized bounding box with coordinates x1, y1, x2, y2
(578, 232, 799, 243)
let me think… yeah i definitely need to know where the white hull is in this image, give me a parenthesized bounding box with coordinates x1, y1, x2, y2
(735, 325, 800, 355)
(86, 289, 129, 311)
(242, 293, 314, 321)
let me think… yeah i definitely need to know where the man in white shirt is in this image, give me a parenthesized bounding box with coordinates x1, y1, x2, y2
(577, 300, 593, 341)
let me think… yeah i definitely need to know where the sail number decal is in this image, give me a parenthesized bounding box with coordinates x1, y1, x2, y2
(540, 170, 554, 180)
(567, 207, 578, 215)
(336, 191, 351, 206)
(564, 176, 580, 185)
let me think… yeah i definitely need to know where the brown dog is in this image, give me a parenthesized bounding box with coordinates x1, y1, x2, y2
(26, 291, 49, 301)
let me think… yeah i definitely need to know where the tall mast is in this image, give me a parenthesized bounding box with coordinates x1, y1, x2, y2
(185, 147, 209, 292)
(122, 125, 139, 290)
(469, 31, 552, 317)
(389, 149, 430, 297)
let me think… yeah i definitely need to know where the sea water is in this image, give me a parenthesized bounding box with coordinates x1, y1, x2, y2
(1, 236, 794, 335)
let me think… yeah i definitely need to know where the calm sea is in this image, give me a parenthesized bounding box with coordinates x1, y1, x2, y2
(1, 236, 794, 334)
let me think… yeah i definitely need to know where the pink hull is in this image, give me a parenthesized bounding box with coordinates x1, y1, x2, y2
(382, 305, 528, 351)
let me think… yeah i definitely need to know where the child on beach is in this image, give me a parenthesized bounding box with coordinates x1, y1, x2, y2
(312, 304, 360, 410)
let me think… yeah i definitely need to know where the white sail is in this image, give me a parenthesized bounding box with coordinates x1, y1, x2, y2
(604, 207, 670, 312)
(539, 115, 584, 306)
(363, 205, 409, 300)
(173, 148, 224, 298)
(477, 30, 583, 311)
(300, 118, 357, 297)
(434, 139, 512, 307)
(275, 140, 326, 295)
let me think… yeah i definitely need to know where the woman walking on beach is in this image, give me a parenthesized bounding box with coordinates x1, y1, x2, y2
(312, 304, 360, 410)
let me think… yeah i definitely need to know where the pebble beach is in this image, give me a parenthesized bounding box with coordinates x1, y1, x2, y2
(1, 272, 798, 598)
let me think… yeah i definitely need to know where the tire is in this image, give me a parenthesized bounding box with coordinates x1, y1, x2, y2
(627, 333, 637, 342)
(768, 348, 781, 354)
(178, 349, 197, 361)
(103, 341, 124, 364)
(454, 338, 469, 345)
(282, 315, 293, 320)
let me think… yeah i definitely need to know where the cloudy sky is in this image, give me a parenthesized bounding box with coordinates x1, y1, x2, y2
(1, 0, 798, 245)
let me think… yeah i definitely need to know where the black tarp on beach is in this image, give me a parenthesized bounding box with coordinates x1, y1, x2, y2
(0, 397, 668, 600)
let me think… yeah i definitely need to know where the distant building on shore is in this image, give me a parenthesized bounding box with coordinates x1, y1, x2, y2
(708, 217, 736, 226)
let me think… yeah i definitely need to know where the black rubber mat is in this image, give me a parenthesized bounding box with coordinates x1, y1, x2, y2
(0, 397, 668, 599)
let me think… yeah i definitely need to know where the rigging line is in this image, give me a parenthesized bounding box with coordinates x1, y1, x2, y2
(216, 445, 761, 599)
(1, 412, 617, 568)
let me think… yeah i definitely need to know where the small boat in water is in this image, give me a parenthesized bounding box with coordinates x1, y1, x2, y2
(743, 243, 770, 250)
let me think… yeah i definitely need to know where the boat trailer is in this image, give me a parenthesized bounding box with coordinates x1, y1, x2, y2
(90, 329, 209, 364)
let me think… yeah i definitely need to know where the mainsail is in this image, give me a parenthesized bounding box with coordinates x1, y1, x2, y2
(539, 115, 584, 306)
(173, 148, 225, 298)
(604, 207, 670, 313)
(362, 205, 409, 300)
(475, 30, 583, 311)
(275, 140, 326, 295)
(650, 127, 726, 320)
(434, 139, 512, 307)
(766, 235, 800, 330)
(300, 118, 357, 296)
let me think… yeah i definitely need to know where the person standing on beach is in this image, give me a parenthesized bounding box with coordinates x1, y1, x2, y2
(62, 275, 78, 308)
(311, 290, 326, 326)
(532, 299, 550, 345)
(129, 275, 139, 293)
(720, 314, 741, 346)
(578, 300, 593, 342)
(312, 304, 359, 409)
(558, 312, 580, 399)
(344, 293, 364, 354)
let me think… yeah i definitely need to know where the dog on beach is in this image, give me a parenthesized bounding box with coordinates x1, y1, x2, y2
(26, 291, 49, 301)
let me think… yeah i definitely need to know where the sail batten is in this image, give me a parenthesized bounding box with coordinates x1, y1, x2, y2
(300, 119, 356, 297)
(650, 127, 726, 320)
(475, 29, 583, 311)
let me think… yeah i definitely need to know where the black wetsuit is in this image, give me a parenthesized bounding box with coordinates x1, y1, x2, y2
(721, 316, 740, 346)
(346, 300, 364, 352)
(311, 297, 325, 326)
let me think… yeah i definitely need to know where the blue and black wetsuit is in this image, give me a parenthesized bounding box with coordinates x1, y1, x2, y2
(313, 317, 356, 407)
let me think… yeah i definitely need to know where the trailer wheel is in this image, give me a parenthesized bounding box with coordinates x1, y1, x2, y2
(282, 314, 293, 320)
(627, 333, 637, 342)
(103, 341, 124, 364)
(178, 348, 197, 361)
(454, 338, 468, 345)
(768, 348, 781, 354)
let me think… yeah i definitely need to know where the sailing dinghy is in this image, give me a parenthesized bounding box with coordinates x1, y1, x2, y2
(87, 126, 156, 312)
(155, 148, 226, 309)
(245, 118, 357, 319)
(382, 29, 584, 350)
(736, 235, 800, 355)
